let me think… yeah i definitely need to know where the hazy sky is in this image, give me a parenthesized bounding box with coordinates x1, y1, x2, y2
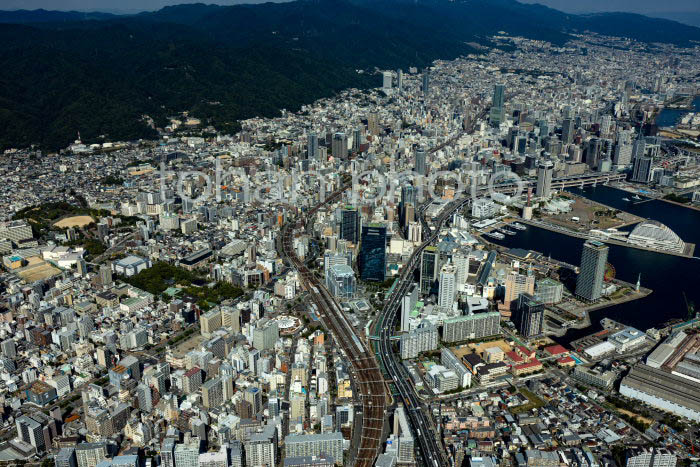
(0, 0, 699, 14)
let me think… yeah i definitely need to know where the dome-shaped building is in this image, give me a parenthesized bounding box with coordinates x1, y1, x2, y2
(628, 220, 685, 254)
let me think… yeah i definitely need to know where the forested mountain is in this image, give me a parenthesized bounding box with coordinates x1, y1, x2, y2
(1, 0, 698, 151)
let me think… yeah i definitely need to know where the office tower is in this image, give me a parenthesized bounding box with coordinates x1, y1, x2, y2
(99, 264, 113, 287)
(307, 134, 319, 160)
(401, 283, 419, 332)
(422, 69, 430, 94)
(401, 184, 417, 207)
(137, 384, 152, 413)
(285, 432, 344, 462)
(561, 118, 574, 145)
(367, 112, 379, 136)
(352, 127, 363, 152)
(397, 68, 403, 92)
(202, 377, 224, 409)
(490, 84, 505, 126)
(358, 224, 387, 282)
(326, 264, 356, 299)
(632, 156, 653, 183)
(339, 207, 360, 244)
(55, 447, 77, 467)
(248, 349, 260, 376)
(586, 137, 603, 169)
(221, 307, 241, 333)
(160, 439, 176, 467)
(504, 271, 535, 310)
(245, 386, 262, 414)
(382, 71, 392, 90)
(75, 442, 108, 467)
(420, 246, 439, 295)
(614, 142, 633, 166)
(331, 132, 347, 159)
(575, 240, 609, 301)
(414, 147, 427, 175)
(513, 294, 545, 339)
(535, 161, 553, 199)
(16, 414, 54, 453)
(453, 249, 470, 286)
(1, 339, 16, 358)
(253, 320, 279, 350)
(632, 133, 646, 160)
(438, 262, 457, 311)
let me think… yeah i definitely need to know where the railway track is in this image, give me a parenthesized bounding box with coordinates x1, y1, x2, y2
(281, 183, 387, 467)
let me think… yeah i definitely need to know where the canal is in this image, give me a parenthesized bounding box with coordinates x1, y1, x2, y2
(655, 96, 700, 127)
(488, 185, 700, 345)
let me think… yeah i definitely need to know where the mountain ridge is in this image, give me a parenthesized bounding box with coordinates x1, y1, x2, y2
(0, 0, 698, 151)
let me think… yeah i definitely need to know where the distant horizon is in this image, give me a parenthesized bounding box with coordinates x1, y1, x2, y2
(1, 0, 700, 14)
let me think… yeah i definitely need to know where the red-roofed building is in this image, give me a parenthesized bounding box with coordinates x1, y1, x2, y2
(544, 344, 568, 357)
(511, 358, 543, 376)
(557, 356, 576, 368)
(505, 351, 525, 365)
(516, 346, 536, 362)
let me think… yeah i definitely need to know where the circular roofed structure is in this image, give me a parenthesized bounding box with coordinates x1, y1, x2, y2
(628, 220, 685, 254)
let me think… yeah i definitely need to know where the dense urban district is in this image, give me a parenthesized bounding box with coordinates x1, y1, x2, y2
(0, 31, 700, 467)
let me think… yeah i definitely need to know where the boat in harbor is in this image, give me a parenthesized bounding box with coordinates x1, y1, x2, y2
(511, 222, 527, 230)
(485, 231, 505, 240)
(632, 195, 642, 200)
(500, 228, 516, 236)
(622, 197, 631, 202)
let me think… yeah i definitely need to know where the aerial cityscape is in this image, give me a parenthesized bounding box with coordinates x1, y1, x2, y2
(1, 1, 700, 467)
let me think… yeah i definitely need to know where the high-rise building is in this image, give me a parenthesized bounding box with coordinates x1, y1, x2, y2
(453, 249, 470, 287)
(202, 377, 224, 409)
(1, 339, 16, 358)
(438, 262, 457, 311)
(586, 138, 603, 169)
(422, 69, 430, 94)
(513, 294, 545, 339)
(575, 240, 609, 301)
(326, 264, 356, 299)
(252, 320, 279, 351)
(382, 71, 392, 90)
(339, 207, 360, 244)
(75, 442, 108, 467)
(174, 436, 201, 467)
(504, 271, 535, 310)
(99, 264, 113, 287)
(535, 161, 553, 199)
(285, 432, 344, 463)
(397, 68, 403, 92)
(137, 384, 152, 413)
(414, 147, 427, 175)
(393, 407, 415, 464)
(331, 133, 348, 159)
(55, 447, 77, 467)
(245, 424, 278, 467)
(160, 438, 176, 467)
(632, 156, 653, 183)
(16, 413, 55, 453)
(245, 386, 262, 414)
(358, 224, 387, 282)
(442, 312, 501, 343)
(307, 134, 319, 160)
(400, 321, 438, 359)
(489, 84, 506, 126)
(561, 118, 575, 145)
(420, 246, 439, 295)
(400, 283, 419, 332)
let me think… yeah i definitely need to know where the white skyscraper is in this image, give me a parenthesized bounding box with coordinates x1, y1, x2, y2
(438, 262, 457, 311)
(453, 249, 470, 287)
